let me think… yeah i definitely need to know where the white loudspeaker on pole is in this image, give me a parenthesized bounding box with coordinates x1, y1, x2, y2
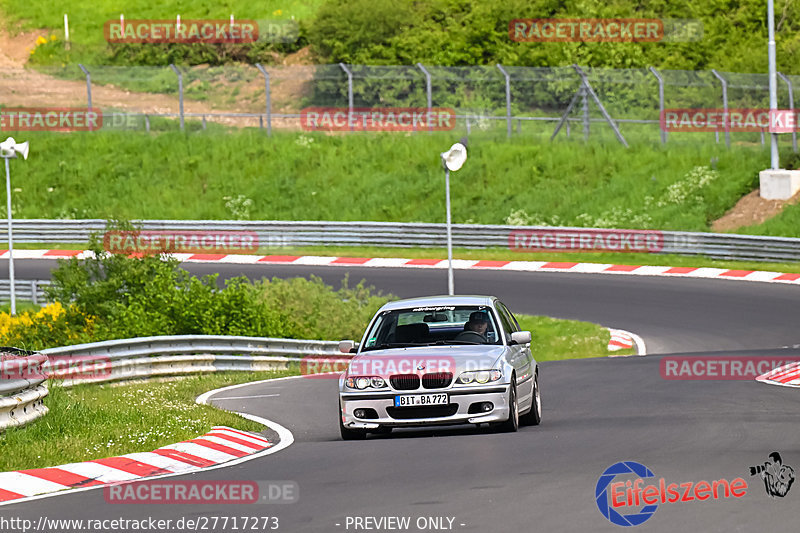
(0, 137, 30, 316)
(440, 140, 468, 296)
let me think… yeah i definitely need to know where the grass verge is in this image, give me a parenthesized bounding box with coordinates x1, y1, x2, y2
(519, 314, 634, 361)
(0, 131, 768, 232)
(0, 370, 293, 472)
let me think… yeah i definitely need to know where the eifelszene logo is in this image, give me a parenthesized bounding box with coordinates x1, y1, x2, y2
(595, 461, 747, 527)
(749, 452, 795, 498)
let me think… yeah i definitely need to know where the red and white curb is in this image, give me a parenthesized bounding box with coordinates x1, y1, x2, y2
(11, 250, 800, 285)
(0, 427, 271, 504)
(756, 362, 800, 388)
(607, 329, 634, 351)
(606, 328, 646, 356)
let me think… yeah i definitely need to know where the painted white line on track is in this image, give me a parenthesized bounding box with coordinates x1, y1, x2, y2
(214, 393, 281, 400)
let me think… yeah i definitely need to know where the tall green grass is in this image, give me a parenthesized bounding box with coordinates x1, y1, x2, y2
(1, 130, 768, 231)
(0, 0, 323, 45)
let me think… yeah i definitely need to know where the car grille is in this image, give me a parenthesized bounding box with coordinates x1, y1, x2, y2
(390, 374, 420, 390)
(387, 404, 459, 419)
(422, 372, 453, 389)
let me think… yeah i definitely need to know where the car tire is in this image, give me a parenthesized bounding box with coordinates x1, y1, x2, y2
(339, 406, 366, 440)
(498, 379, 519, 433)
(520, 371, 541, 426)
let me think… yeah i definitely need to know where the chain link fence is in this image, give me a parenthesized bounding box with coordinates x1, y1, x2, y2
(1, 63, 798, 148)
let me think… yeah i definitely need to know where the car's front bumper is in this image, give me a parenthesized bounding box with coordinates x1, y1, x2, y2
(339, 384, 511, 429)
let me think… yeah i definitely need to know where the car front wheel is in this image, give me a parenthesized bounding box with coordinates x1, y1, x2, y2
(520, 371, 541, 426)
(497, 380, 519, 432)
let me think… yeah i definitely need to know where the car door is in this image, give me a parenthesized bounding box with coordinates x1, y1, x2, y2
(497, 301, 534, 409)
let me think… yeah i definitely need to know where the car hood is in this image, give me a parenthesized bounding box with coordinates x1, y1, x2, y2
(347, 345, 506, 377)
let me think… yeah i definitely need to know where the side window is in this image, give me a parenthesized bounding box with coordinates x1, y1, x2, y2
(496, 302, 519, 333)
(494, 307, 515, 342)
(501, 302, 521, 331)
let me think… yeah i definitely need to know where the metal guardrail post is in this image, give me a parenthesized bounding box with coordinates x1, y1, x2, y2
(778, 72, 797, 153)
(338, 63, 354, 131)
(496, 64, 512, 138)
(649, 66, 667, 145)
(711, 69, 730, 148)
(169, 64, 185, 131)
(416, 63, 433, 134)
(255, 63, 272, 137)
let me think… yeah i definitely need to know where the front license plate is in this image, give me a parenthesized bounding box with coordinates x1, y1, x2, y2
(394, 394, 448, 407)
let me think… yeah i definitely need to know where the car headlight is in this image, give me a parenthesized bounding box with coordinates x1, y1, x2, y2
(345, 376, 387, 389)
(458, 369, 502, 384)
(458, 371, 475, 384)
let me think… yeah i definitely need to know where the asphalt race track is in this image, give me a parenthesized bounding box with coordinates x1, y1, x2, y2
(4, 258, 800, 532)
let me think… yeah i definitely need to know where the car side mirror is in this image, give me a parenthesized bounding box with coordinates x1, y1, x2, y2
(510, 331, 532, 345)
(339, 340, 356, 354)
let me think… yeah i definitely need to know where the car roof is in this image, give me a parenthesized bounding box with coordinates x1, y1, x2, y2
(379, 295, 496, 311)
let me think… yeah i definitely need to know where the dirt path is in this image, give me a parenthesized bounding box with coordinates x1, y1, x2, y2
(0, 18, 315, 128)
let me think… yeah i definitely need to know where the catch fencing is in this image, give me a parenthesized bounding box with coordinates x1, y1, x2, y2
(4, 63, 798, 148)
(3, 219, 800, 263)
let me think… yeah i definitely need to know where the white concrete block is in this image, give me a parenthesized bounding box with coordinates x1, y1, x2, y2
(759, 169, 800, 200)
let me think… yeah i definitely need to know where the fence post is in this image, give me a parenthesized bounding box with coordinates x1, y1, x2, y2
(31, 280, 37, 306)
(338, 63, 354, 131)
(581, 85, 589, 141)
(169, 64, 185, 131)
(572, 65, 628, 147)
(496, 64, 512, 138)
(778, 72, 797, 153)
(416, 63, 433, 134)
(649, 66, 667, 145)
(711, 69, 730, 148)
(78, 64, 93, 131)
(255, 63, 272, 136)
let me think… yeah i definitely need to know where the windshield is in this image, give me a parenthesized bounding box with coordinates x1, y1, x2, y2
(360, 305, 502, 351)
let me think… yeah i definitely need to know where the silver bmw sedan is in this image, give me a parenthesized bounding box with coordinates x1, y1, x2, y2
(337, 295, 541, 439)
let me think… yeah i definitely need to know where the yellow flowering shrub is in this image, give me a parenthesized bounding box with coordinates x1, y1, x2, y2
(0, 303, 95, 350)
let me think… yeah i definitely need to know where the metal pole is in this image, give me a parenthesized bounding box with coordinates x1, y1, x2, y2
(768, 0, 779, 169)
(581, 85, 589, 141)
(649, 66, 667, 144)
(416, 63, 433, 134)
(496, 64, 512, 138)
(255, 63, 272, 136)
(778, 72, 797, 152)
(339, 63, 353, 131)
(711, 69, 730, 148)
(4, 158, 15, 315)
(78, 64, 92, 131)
(445, 168, 454, 296)
(572, 65, 628, 147)
(170, 64, 184, 131)
(64, 14, 70, 50)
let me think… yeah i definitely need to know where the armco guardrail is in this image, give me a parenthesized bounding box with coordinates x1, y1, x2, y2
(0, 350, 49, 430)
(0, 279, 51, 305)
(4, 219, 800, 262)
(40, 335, 342, 387)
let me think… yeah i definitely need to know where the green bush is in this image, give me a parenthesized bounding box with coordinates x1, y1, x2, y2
(17, 227, 393, 347)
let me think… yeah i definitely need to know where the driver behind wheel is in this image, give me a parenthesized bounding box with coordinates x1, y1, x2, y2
(454, 311, 490, 343)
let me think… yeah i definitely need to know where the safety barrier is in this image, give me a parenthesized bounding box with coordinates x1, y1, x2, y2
(40, 335, 342, 387)
(0, 350, 49, 430)
(3, 220, 800, 262)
